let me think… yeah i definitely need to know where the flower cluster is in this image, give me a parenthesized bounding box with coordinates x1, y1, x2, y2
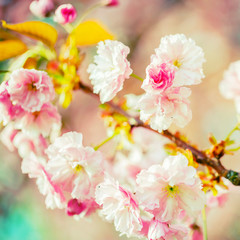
(96, 153, 205, 239)
(139, 34, 205, 132)
(0, 3, 234, 237)
(0, 69, 60, 150)
(22, 131, 105, 212)
(0, 69, 63, 208)
(0, 71, 106, 213)
(88, 35, 205, 132)
(1, 82, 208, 239)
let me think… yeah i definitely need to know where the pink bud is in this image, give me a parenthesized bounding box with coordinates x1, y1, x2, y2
(107, 0, 119, 7)
(67, 199, 85, 216)
(54, 4, 77, 25)
(192, 230, 203, 240)
(190, 224, 203, 240)
(29, 0, 54, 18)
(67, 198, 99, 217)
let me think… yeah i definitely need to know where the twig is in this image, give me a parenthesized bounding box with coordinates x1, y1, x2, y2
(78, 81, 240, 186)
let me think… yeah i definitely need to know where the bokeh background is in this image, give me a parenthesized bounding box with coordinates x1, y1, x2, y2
(1, 0, 240, 239)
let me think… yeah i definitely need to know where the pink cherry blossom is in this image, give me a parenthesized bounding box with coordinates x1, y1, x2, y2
(7, 69, 55, 112)
(138, 87, 192, 132)
(21, 152, 66, 209)
(95, 175, 143, 237)
(46, 132, 104, 201)
(29, 0, 54, 18)
(142, 63, 175, 93)
(0, 81, 24, 125)
(147, 219, 188, 240)
(88, 40, 132, 103)
(13, 131, 48, 158)
(14, 103, 61, 137)
(152, 34, 205, 87)
(136, 154, 205, 222)
(21, 152, 47, 178)
(219, 61, 240, 99)
(54, 4, 77, 25)
(0, 123, 18, 152)
(219, 61, 240, 113)
(36, 167, 67, 209)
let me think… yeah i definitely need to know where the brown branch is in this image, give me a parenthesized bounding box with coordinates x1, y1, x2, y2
(78, 81, 240, 186)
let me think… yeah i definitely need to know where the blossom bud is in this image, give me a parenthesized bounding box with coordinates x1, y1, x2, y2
(29, 0, 54, 18)
(67, 198, 99, 217)
(54, 4, 77, 25)
(106, 0, 119, 7)
(67, 199, 85, 216)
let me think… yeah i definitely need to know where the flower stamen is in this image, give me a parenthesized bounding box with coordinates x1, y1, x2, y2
(74, 164, 83, 173)
(164, 185, 179, 198)
(173, 59, 181, 68)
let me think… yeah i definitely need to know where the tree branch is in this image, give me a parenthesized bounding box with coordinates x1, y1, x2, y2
(77, 81, 240, 186)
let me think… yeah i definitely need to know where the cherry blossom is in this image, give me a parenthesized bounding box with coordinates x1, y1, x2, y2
(88, 40, 132, 103)
(13, 132, 48, 158)
(152, 34, 205, 86)
(0, 123, 49, 159)
(147, 219, 188, 240)
(0, 123, 18, 152)
(14, 103, 61, 137)
(95, 175, 143, 237)
(0, 5, 233, 239)
(142, 62, 175, 93)
(138, 87, 192, 132)
(219, 61, 240, 113)
(21, 152, 47, 179)
(46, 132, 104, 200)
(0, 81, 24, 125)
(136, 154, 205, 221)
(21, 152, 66, 209)
(54, 4, 77, 25)
(7, 69, 55, 112)
(36, 168, 67, 209)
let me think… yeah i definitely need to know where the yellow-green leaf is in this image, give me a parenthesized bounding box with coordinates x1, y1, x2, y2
(1, 20, 58, 48)
(0, 39, 27, 61)
(69, 20, 114, 46)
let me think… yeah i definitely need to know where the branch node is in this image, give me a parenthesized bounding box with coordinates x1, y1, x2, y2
(226, 170, 240, 185)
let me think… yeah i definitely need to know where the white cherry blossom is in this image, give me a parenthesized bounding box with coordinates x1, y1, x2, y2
(88, 40, 132, 103)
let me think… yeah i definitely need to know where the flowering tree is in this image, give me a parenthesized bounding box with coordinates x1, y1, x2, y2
(0, 0, 240, 239)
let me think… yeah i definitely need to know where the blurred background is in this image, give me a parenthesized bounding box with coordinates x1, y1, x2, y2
(1, 0, 240, 239)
